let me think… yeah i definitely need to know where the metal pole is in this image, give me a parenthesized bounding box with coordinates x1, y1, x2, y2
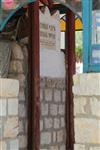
(28, 1, 40, 150)
(65, 8, 75, 150)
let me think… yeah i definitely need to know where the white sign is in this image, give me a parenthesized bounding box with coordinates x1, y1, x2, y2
(40, 8, 60, 51)
(40, 8, 65, 78)
(40, 23, 56, 50)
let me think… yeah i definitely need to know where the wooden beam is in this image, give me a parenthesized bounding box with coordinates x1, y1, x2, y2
(65, 8, 75, 150)
(28, 1, 40, 150)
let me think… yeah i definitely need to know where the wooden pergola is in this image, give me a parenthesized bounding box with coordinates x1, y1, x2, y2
(27, 1, 76, 150)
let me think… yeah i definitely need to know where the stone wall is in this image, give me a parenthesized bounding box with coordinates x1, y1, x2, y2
(40, 78, 66, 150)
(6, 40, 66, 150)
(0, 37, 66, 150)
(8, 41, 28, 150)
(0, 78, 19, 150)
(73, 73, 100, 150)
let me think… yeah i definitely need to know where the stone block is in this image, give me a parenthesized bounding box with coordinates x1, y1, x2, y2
(4, 117, 18, 138)
(0, 99, 6, 116)
(11, 42, 24, 60)
(40, 89, 43, 101)
(15, 74, 25, 88)
(0, 141, 7, 150)
(9, 139, 19, 150)
(54, 89, 61, 102)
(62, 90, 65, 102)
(19, 103, 26, 118)
(75, 118, 100, 144)
(90, 147, 100, 150)
(24, 120, 28, 134)
(73, 73, 100, 96)
(40, 120, 43, 131)
(22, 45, 28, 60)
(40, 149, 47, 150)
(74, 97, 87, 115)
(19, 135, 27, 148)
(60, 145, 66, 150)
(74, 144, 85, 150)
(50, 104, 58, 116)
(19, 120, 25, 134)
(90, 97, 100, 117)
(41, 103, 48, 116)
(61, 117, 65, 127)
(9, 61, 23, 74)
(45, 89, 52, 101)
(49, 146, 59, 150)
(0, 79, 19, 98)
(20, 37, 28, 45)
(58, 105, 65, 115)
(18, 89, 25, 101)
(44, 118, 53, 129)
(8, 98, 18, 115)
(0, 120, 3, 140)
(54, 118, 60, 129)
(57, 130, 64, 142)
(41, 132, 51, 145)
(53, 131, 56, 143)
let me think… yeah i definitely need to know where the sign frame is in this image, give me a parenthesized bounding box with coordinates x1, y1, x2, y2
(82, 0, 100, 72)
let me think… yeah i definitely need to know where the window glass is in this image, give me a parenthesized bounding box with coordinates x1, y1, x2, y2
(92, 0, 100, 64)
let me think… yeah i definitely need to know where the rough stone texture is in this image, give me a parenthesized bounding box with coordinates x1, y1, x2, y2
(50, 146, 59, 150)
(54, 89, 61, 102)
(41, 132, 52, 145)
(6, 41, 66, 150)
(73, 73, 100, 150)
(41, 103, 49, 116)
(9, 139, 19, 150)
(0, 79, 19, 98)
(9, 61, 23, 74)
(8, 41, 28, 149)
(90, 97, 100, 117)
(0, 78, 19, 150)
(0, 99, 7, 116)
(45, 89, 53, 101)
(74, 144, 85, 150)
(4, 117, 18, 138)
(50, 104, 58, 116)
(90, 147, 100, 150)
(11, 42, 24, 60)
(40, 120, 43, 131)
(73, 73, 100, 96)
(44, 118, 53, 129)
(8, 98, 18, 115)
(60, 145, 66, 150)
(75, 118, 100, 144)
(19, 135, 27, 149)
(57, 130, 64, 143)
(0, 141, 7, 150)
(40, 78, 66, 150)
(54, 118, 60, 129)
